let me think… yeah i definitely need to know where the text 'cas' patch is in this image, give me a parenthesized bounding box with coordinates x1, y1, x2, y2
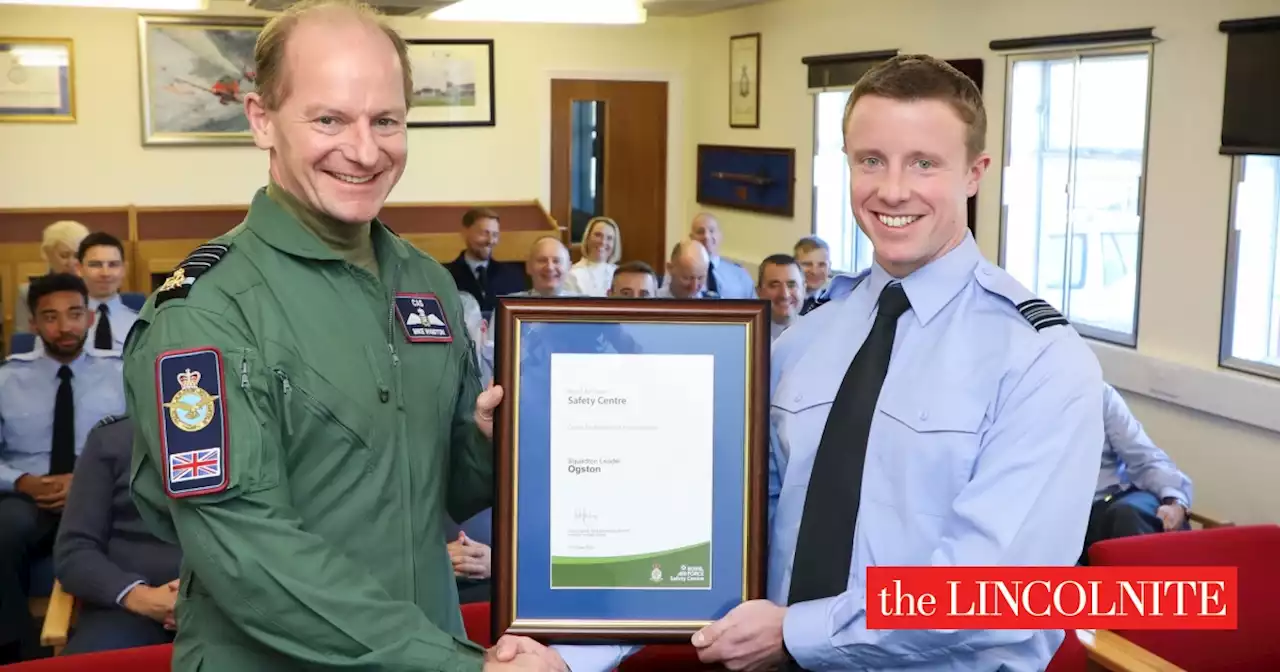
(155, 347, 229, 499)
(394, 292, 453, 343)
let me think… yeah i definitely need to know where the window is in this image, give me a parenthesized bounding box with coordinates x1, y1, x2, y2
(999, 47, 1152, 345)
(1222, 155, 1280, 375)
(812, 89, 873, 274)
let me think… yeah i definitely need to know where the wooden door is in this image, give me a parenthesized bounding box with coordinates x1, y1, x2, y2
(550, 79, 668, 273)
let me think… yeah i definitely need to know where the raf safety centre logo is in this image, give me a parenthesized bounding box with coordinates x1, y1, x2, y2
(155, 347, 229, 499)
(394, 292, 453, 343)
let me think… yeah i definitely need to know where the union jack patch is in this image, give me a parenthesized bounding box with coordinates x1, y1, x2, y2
(156, 347, 229, 498)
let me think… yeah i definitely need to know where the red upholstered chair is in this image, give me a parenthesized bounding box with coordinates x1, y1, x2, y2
(1078, 524, 1280, 671)
(461, 601, 494, 648)
(0, 644, 171, 670)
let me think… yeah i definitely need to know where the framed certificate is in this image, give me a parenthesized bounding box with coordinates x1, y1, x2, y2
(491, 297, 770, 642)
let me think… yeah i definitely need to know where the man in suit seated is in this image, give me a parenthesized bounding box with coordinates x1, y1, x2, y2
(444, 207, 528, 313)
(1080, 383, 1194, 564)
(53, 415, 182, 654)
(0, 273, 126, 663)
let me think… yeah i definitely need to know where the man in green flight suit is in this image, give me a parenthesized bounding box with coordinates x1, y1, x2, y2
(123, 1, 565, 670)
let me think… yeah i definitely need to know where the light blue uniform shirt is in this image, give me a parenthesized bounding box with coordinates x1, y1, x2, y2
(89, 294, 140, 352)
(557, 234, 1105, 672)
(655, 285, 709, 299)
(662, 256, 754, 299)
(0, 348, 126, 491)
(1097, 383, 1192, 507)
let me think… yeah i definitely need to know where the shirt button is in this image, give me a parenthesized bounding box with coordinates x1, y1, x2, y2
(918, 410, 929, 421)
(794, 394, 803, 403)
(380, 389, 390, 403)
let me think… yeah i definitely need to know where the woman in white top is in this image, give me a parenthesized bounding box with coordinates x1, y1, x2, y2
(564, 217, 621, 297)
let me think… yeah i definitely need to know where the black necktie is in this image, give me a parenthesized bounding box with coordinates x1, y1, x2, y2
(476, 265, 489, 295)
(706, 261, 720, 296)
(50, 365, 76, 475)
(787, 282, 912, 607)
(94, 304, 113, 350)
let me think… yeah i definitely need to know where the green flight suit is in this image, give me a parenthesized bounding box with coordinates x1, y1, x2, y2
(124, 187, 492, 671)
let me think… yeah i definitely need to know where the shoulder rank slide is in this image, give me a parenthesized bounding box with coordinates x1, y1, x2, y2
(156, 347, 229, 499)
(156, 243, 230, 308)
(1016, 298, 1070, 331)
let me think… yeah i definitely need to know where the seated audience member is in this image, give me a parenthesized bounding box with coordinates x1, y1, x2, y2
(681, 213, 754, 298)
(15, 221, 90, 336)
(756, 254, 805, 340)
(53, 416, 181, 654)
(658, 239, 712, 299)
(444, 207, 528, 313)
(1080, 383, 1194, 564)
(793, 236, 832, 314)
(506, 237, 578, 298)
(565, 217, 621, 297)
(607, 261, 658, 298)
(459, 292, 493, 385)
(0, 274, 125, 663)
(445, 512, 492, 605)
(77, 232, 138, 352)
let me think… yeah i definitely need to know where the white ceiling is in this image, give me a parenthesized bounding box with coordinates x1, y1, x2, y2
(246, 0, 776, 18)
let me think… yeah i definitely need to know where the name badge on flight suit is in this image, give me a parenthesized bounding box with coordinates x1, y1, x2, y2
(394, 293, 453, 343)
(155, 347, 229, 499)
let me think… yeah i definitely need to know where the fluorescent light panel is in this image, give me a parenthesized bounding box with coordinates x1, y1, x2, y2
(0, 0, 205, 9)
(430, 0, 647, 24)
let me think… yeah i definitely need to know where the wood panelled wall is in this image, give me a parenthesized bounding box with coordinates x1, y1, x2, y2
(0, 200, 558, 341)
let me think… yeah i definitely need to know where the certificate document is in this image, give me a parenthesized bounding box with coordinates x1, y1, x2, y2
(549, 352, 714, 589)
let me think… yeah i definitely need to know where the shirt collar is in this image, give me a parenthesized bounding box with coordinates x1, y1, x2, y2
(38, 348, 90, 376)
(860, 233, 980, 326)
(89, 294, 120, 311)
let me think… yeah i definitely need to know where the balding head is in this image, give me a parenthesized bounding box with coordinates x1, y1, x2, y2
(690, 212, 722, 257)
(527, 236, 570, 295)
(666, 238, 710, 299)
(243, 0, 411, 225)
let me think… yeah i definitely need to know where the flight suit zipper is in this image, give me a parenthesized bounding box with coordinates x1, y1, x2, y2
(383, 267, 415, 603)
(364, 345, 390, 404)
(272, 368, 295, 437)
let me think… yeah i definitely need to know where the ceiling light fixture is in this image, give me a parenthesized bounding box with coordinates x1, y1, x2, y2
(0, 0, 205, 9)
(429, 0, 647, 25)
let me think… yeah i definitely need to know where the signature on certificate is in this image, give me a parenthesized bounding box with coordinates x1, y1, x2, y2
(573, 507, 600, 525)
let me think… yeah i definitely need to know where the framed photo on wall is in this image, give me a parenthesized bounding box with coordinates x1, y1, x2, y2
(406, 39, 495, 128)
(729, 33, 760, 128)
(137, 15, 265, 146)
(0, 37, 75, 123)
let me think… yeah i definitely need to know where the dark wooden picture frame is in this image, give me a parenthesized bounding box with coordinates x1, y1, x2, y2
(696, 144, 796, 217)
(404, 38, 496, 128)
(729, 32, 761, 128)
(490, 297, 770, 641)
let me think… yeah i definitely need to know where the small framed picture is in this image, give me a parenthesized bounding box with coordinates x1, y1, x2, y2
(406, 39, 496, 128)
(137, 15, 265, 145)
(0, 37, 75, 123)
(729, 33, 760, 129)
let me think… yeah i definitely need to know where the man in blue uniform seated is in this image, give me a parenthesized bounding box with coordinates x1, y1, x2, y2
(556, 53, 1104, 672)
(1079, 383, 1194, 564)
(77, 232, 139, 353)
(0, 273, 126, 663)
(54, 415, 183, 653)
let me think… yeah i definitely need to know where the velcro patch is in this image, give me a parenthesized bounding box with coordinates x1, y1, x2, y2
(1016, 298, 1070, 331)
(155, 347, 229, 498)
(394, 293, 453, 343)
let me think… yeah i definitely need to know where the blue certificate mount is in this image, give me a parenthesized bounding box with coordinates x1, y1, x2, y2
(696, 144, 795, 217)
(490, 297, 770, 643)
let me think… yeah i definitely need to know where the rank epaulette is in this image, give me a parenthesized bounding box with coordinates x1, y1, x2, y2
(1016, 298, 1070, 331)
(93, 414, 128, 429)
(155, 243, 231, 308)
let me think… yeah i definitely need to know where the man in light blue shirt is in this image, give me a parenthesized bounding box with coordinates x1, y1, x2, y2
(657, 239, 712, 299)
(0, 273, 126, 663)
(688, 213, 755, 298)
(77, 232, 139, 352)
(1080, 384, 1193, 562)
(557, 53, 1102, 672)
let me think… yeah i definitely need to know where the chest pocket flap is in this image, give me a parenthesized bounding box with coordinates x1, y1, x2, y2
(262, 340, 373, 449)
(878, 385, 987, 435)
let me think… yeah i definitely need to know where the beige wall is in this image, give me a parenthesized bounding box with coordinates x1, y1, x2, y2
(688, 0, 1280, 525)
(0, 0, 693, 231)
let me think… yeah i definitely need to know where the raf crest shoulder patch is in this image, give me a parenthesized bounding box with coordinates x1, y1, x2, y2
(155, 347, 229, 499)
(156, 242, 231, 308)
(394, 293, 453, 343)
(1016, 298, 1070, 332)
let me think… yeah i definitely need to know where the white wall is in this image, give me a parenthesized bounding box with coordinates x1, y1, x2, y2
(0, 0, 692, 227)
(685, 0, 1280, 525)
